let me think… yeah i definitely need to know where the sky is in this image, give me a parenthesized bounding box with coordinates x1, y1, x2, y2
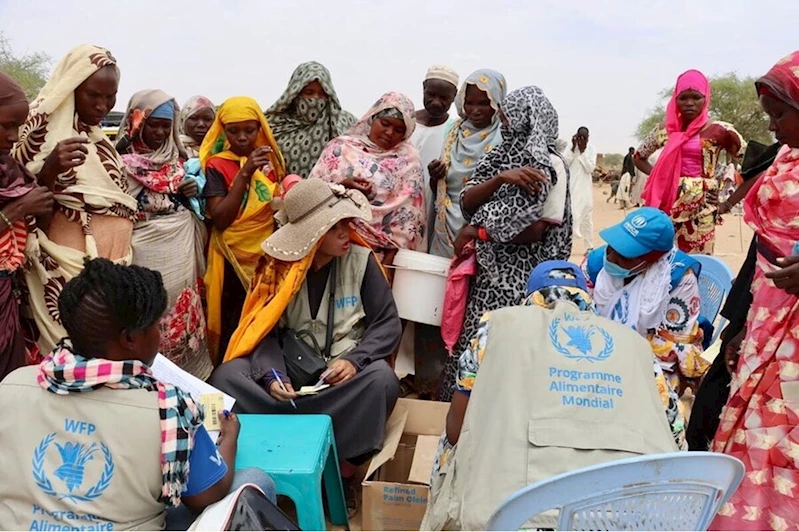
(2, 0, 798, 153)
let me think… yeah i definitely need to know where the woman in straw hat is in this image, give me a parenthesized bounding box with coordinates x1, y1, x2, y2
(210, 178, 401, 504)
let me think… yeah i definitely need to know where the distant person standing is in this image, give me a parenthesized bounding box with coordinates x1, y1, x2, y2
(565, 127, 597, 251)
(631, 149, 654, 207)
(622, 146, 636, 178)
(411, 65, 458, 243)
(615, 147, 636, 208)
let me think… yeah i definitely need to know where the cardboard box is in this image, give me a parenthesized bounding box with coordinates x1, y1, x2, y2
(362, 398, 449, 531)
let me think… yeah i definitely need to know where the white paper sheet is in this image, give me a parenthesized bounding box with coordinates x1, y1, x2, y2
(150, 354, 236, 442)
(296, 384, 330, 396)
(395, 322, 416, 377)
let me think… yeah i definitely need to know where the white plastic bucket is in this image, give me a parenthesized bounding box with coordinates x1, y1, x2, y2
(391, 249, 451, 326)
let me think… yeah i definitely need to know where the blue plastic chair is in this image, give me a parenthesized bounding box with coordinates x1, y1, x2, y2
(235, 414, 348, 531)
(486, 452, 744, 531)
(693, 254, 735, 345)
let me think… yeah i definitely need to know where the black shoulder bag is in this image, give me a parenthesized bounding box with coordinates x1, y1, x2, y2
(282, 259, 337, 389)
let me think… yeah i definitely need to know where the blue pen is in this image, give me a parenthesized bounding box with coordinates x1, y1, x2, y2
(271, 368, 297, 410)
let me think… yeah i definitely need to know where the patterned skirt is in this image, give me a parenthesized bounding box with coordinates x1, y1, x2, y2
(671, 176, 719, 255)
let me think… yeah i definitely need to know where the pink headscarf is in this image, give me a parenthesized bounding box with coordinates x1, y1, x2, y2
(642, 70, 710, 214)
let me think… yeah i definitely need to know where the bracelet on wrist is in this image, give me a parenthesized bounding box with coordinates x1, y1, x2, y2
(0, 210, 12, 229)
(477, 227, 489, 242)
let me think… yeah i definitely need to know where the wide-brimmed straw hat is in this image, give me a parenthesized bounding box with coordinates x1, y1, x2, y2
(263, 178, 372, 261)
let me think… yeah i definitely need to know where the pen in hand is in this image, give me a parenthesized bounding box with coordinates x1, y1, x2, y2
(271, 368, 297, 410)
(313, 369, 332, 389)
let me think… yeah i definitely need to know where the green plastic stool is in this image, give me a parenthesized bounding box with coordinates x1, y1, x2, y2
(235, 414, 349, 531)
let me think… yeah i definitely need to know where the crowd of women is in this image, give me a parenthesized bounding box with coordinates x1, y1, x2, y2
(2, 41, 799, 529)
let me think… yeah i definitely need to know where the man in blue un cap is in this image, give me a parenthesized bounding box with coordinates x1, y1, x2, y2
(582, 207, 707, 396)
(422, 259, 686, 531)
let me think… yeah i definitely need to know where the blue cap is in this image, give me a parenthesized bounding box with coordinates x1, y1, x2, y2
(526, 260, 588, 295)
(598, 207, 675, 259)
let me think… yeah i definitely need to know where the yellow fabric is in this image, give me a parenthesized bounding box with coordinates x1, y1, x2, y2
(200, 96, 286, 363)
(199, 96, 285, 173)
(224, 231, 384, 362)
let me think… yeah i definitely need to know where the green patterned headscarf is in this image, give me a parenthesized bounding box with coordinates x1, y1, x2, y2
(266, 62, 357, 178)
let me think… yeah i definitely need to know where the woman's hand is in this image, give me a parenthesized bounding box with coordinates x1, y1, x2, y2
(341, 178, 374, 198)
(178, 177, 199, 198)
(217, 410, 241, 443)
(324, 359, 357, 386)
(268, 380, 298, 401)
(724, 328, 746, 374)
(454, 224, 479, 257)
(765, 255, 799, 295)
(19, 186, 55, 217)
(382, 248, 398, 267)
(717, 200, 732, 215)
(40, 137, 90, 181)
(428, 159, 447, 187)
(241, 146, 272, 178)
(498, 167, 548, 194)
(706, 189, 720, 207)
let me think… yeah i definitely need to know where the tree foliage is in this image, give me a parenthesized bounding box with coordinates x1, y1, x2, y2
(599, 153, 623, 170)
(0, 33, 50, 101)
(634, 73, 772, 145)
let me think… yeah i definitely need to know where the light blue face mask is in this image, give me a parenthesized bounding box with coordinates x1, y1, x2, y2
(603, 253, 644, 279)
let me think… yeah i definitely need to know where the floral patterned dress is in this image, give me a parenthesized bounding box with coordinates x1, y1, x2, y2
(635, 122, 744, 254)
(119, 90, 212, 380)
(309, 92, 426, 254)
(124, 152, 211, 379)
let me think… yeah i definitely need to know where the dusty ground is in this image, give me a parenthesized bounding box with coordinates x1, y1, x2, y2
(571, 183, 753, 273)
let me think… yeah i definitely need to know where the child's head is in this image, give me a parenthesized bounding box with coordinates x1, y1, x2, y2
(59, 259, 167, 365)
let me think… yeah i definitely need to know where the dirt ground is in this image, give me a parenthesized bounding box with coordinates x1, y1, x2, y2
(570, 183, 753, 273)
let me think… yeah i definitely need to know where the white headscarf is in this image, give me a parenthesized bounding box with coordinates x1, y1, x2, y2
(593, 248, 676, 335)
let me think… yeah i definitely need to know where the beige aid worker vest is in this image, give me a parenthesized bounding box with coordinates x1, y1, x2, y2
(282, 244, 369, 362)
(0, 366, 166, 530)
(421, 301, 678, 531)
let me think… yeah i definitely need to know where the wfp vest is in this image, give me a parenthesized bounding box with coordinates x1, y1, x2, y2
(0, 366, 165, 530)
(282, 244, 369, 361)
(421, 301, 678, 531)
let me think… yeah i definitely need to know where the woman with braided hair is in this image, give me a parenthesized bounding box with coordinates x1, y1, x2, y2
(0, 258, 275, 530)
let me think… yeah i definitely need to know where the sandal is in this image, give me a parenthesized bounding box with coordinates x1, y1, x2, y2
(343, 476, 360, 519)
(398, 375, 416, 398)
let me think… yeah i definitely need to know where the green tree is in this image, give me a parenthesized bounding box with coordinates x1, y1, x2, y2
(634, 73, 772, 144)
(599, 153, 623, 170)
(0, 33, 50, 101)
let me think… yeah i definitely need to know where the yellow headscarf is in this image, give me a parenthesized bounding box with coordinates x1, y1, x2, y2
(199, 96, 284, 173)
(201, 96, 286, 362)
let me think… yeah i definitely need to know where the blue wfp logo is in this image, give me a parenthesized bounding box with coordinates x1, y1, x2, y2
(32, 420, 114, 503)
(549, 313, 614, 362)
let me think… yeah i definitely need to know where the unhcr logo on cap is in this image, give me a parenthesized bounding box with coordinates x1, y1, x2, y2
(623, 215, 647, 237)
